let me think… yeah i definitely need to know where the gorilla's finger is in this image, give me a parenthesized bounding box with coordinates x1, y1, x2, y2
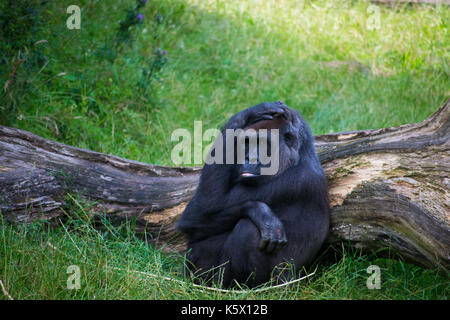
(279, 230, 287, 242)
(258, 239, 268, 251)
(266, 241, 277, 254)
(260, 114, 274, 120)
(262, 106, 284, 115)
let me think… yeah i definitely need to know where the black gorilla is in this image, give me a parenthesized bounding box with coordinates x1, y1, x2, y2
(176, 101, 329, 288)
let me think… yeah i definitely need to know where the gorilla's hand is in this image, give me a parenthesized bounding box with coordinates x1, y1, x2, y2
(223, 101, 287, 130)
(246, 201, 288, 254)
(257, 216, 287, 254)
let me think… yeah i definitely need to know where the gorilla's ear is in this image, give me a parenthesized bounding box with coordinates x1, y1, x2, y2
(290, 111, 315, 155)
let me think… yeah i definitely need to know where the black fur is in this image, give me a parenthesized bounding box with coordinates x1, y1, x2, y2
(176, 101, 329, 287)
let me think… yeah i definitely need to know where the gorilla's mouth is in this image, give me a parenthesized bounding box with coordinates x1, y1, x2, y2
(241, 172, 258, 178)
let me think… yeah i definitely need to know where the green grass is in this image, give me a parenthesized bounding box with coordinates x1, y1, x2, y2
(0, 0, 449, 299)
(1, 216, 448, 299)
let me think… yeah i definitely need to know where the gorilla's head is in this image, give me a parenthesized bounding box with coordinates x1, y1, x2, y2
(232, 101, 314, 185)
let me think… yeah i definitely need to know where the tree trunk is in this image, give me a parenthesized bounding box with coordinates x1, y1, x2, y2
(0, 100, 449, 271)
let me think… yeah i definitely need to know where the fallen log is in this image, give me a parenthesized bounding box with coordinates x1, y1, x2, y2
(0, 100, 449, 270)
(372, 0, 450, 5)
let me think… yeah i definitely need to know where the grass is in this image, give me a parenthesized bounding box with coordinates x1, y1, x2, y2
(0, 0, 449, 299)
(1, 216, 448, 299)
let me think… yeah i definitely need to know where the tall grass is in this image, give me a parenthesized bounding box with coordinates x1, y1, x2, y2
(0, 0, 449, 299)
(1, 0, 448, 164)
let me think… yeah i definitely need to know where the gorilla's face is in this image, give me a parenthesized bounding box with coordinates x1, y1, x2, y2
(236, 107, 302, 185)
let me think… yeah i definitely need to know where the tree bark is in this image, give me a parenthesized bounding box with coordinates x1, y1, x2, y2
(0, 100, 449, 271)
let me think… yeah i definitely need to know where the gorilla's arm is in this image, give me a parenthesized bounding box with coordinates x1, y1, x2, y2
(222, 101, 286, 130)
(177, 199, 287, 253)
(192, 159, 327, 216)
(177, 159, 325, 253)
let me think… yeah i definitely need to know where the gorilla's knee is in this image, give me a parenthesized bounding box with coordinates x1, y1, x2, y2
(223, 219, 271, 286)
(225, 219, 260, 253)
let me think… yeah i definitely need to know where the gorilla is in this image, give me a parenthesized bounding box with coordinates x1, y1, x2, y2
(176, 101, 329, 288)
